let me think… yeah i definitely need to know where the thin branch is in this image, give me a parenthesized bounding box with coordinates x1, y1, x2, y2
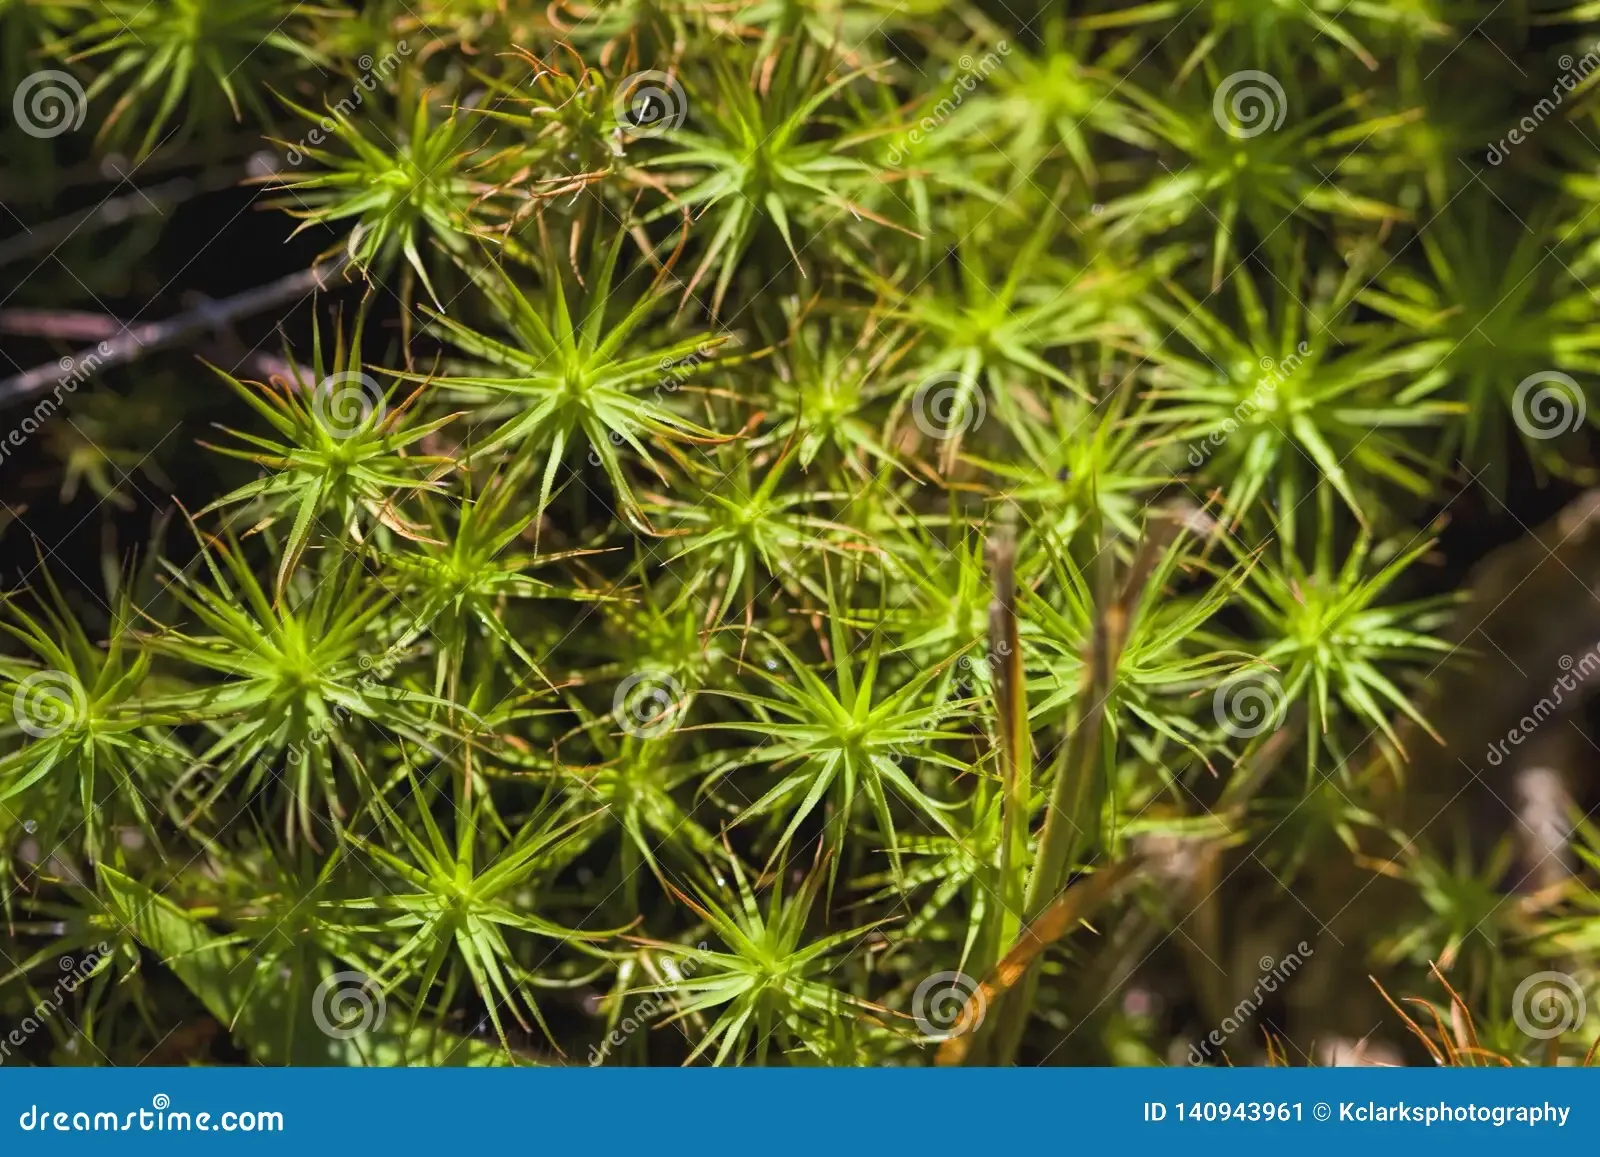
(0, 170, 243, 267)
(0, 310, 126, 341)
(0, 260, 347, 408)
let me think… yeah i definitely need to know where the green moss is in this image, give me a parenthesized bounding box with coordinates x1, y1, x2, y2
(3, 0, 1598, 1067)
